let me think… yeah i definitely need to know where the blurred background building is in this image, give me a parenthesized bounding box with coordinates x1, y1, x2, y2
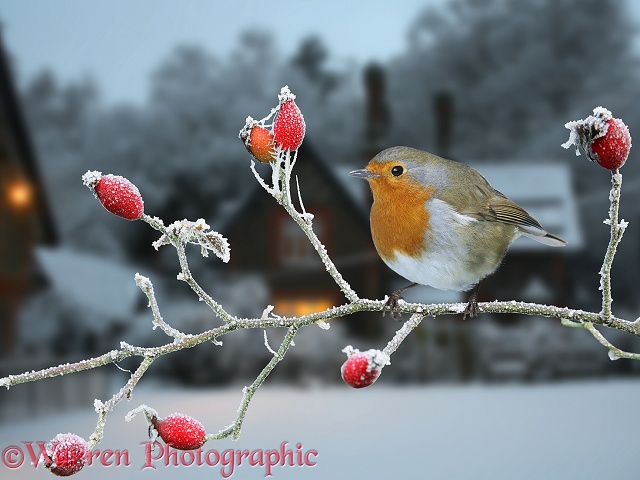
(2, 0, 640, 421)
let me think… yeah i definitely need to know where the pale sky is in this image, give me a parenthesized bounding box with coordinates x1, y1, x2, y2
(1, 1, 638, 106)
(0, 0, 446, 104)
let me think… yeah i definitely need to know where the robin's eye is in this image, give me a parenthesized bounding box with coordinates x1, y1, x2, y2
(391, 165, 404, 176)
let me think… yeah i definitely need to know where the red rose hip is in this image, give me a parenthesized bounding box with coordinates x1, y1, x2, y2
(562, 107, 632, 171)
(590, 118, 631, 170)
(273, 86, 306, 151)
(340, 346, 389, 388)
(43, 433, 89, 477)
(83, 171, 144, 220)
(242, 124, 276, 163)
(153, 413, 206, 450)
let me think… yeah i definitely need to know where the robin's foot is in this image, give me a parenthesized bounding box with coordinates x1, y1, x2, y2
(383, 283, 418, 320)
(383, 290, 404, 320)
(463, 287, 480, 320)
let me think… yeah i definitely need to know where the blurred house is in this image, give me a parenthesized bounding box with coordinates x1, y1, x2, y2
(0, 30, 58, 357)
(0, 31, 113, 421)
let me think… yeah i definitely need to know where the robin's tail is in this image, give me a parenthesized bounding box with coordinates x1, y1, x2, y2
(520, 229, 567, 247)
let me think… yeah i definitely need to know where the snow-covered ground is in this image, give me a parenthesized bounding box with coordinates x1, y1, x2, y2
(1, 380, 639, 479)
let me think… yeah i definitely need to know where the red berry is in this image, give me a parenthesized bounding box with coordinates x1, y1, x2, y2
(562, 107, 632, 171)
(43, 433, 89, 477)
(82, 171, 144, 220)
(154, 413, 206, 450)
(247, 125, 276, 163)
(340, 347, 388, 388)
(273, 87, 305, 151)
(590, 118, 631, 170)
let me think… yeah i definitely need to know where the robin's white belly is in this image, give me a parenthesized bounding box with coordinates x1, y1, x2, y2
(384, 250, 481, 291)
(382, 198, 516, 291)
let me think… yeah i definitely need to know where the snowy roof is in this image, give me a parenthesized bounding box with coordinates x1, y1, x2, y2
(332, 164, 371, 216)
(470, 162, 583, 251)
(35, 247, 140, 319)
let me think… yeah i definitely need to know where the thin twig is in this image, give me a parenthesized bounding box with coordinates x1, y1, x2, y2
(206, 326, 298, 441)
(4, 298, 639, 390)
(142, 214, 237, 322)
(275, 151, 359, 303)
(135, 273, 186, 339)
(90, 355, 155, 447)
(583, 322, 640, 361)
(383, 312, 426, 357)
(600, 170, 626, 320)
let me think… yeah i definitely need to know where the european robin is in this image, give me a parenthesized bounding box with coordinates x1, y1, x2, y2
(350, 146, 566, 318)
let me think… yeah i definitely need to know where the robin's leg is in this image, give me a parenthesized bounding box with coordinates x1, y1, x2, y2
(384, 282, 418, 319)
(463, 284, 480, 320)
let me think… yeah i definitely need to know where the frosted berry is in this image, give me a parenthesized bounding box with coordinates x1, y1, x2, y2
(82, 171, 144, 220)
(590, 118, 631, 170)
(273, 86, 305, 151)
(562, 107, 632, 171)
(245, 124, 276, 163)
(153, 413, 206, 450)
(340, 347, 389, 388)
(43, 433, 89, 477)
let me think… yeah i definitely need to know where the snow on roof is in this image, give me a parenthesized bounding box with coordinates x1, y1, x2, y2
(36, 246, 140, 319)
(471, 162, 583, 251)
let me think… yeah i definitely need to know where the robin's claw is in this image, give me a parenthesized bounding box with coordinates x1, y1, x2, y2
(383, 290, 405, 320)
(463, 299, 479, 320)
(382, 283, 418, 320)
(463, 286, 480, 320)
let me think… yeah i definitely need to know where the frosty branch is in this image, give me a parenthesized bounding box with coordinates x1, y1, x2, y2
(0, 91, 636, 475)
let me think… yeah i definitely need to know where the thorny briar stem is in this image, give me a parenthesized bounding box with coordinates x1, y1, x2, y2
(142, 214, 238, 323)
(174, 240, 235, 321)
(562, 318, 640, 360)
(0, 349, 136, 388)
(207, 326, 298, 441)
(383, 312, 426, 357)
(251, 148, 354, 300)
(600, 170, 625, 320)
(583, 322, 640, 361)
(270, 150, 359, 303)
(135, 273, 185, 339)
(4, 298, 639, 390)
(90, 355, 154, 447)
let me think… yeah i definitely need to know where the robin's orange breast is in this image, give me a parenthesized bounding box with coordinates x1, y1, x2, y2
(368, 178, 436, 262)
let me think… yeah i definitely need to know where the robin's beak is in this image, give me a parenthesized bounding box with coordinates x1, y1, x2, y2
(349, 168, 378, 179)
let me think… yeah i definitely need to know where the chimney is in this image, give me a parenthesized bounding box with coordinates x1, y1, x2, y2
(434, 90, 453, 158)
(363, 63, 390, 159)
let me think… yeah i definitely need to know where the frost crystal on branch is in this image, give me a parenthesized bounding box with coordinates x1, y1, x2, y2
(562, 106, 612, 154)
(81, 170, 102, 190)
(154, 218, 230, 263)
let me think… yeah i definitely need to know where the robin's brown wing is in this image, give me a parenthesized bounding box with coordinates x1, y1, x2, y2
(438, 166, 566, 247)
(488, 193, 566, 246)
